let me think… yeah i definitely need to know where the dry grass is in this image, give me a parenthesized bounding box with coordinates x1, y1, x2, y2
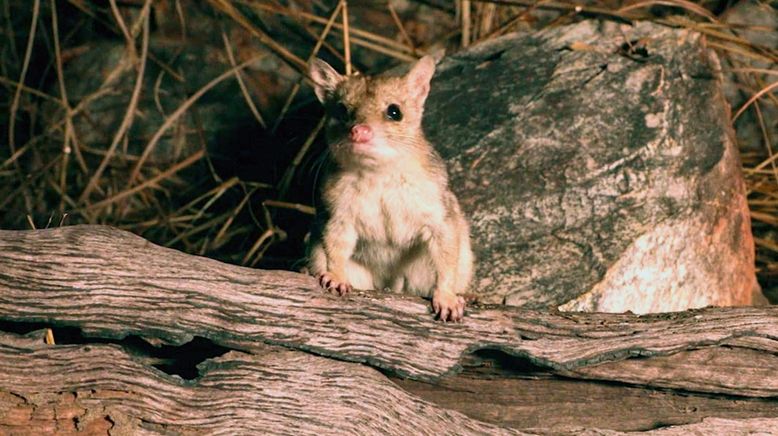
(1, 0, 776, 288)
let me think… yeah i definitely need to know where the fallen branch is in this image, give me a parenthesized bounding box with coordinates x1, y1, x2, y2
(1, 225, 777, 433)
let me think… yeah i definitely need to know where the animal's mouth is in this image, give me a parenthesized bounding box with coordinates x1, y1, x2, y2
(336, 138, 391, 164)
(349, 140, 375, 154)
(333, 129, 393, 161)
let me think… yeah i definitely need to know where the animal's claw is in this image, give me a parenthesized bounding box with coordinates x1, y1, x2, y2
(317, 272, 352, 296)
(432, 291, 465, 322)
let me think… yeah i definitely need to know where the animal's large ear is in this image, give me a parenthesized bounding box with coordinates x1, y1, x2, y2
(309, 58, 344, 103)
(405, 55, 436, 103)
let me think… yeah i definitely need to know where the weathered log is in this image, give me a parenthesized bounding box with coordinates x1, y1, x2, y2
(396, 374, 778, 433)
(1, 225, 777, 387)
(0, 330, 514, 435)
(3, 329, 776, 435)
(1, 225, 777, 433)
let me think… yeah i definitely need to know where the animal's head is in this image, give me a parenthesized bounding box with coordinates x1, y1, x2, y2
(309, 56, 436, 169)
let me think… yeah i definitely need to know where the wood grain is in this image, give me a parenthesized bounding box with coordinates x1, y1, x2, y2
(2, 330, 776, 434)
(395, 374, 778, 433)
(0, 330, 515, 435)
(0, 225, 777, 396)
(1, 225, 778, 433)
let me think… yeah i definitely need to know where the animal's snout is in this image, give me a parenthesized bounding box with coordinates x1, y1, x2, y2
(350, 124, 373, 143)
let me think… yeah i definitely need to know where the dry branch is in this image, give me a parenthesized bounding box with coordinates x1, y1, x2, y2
(1, 225, 778, 433)
(0, 330, 518, 435)
(4, 329, 775, 435)
(0, 225, 777, 391)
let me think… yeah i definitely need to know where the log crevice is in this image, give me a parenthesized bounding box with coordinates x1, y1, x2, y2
(2, 225, 778, 391)
(2, 225, 778, 433)
(0, 329, 518, 435)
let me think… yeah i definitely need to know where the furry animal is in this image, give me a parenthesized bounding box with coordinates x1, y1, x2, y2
(306, 56, 473, 322)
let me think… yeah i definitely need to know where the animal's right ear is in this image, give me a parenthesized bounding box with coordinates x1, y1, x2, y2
(309, 59, 344, 103)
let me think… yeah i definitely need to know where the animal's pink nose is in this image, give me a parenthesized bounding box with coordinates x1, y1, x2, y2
(350, 124, 373, 143)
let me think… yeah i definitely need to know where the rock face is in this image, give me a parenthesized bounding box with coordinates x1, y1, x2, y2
(423, 21, 759, 313)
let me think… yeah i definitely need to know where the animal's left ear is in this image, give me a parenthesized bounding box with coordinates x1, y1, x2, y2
(405, 55, 436, 102)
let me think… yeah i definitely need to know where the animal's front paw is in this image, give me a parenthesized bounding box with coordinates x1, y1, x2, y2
(432, 291, 465, 322)
(318, 272, 352, 296)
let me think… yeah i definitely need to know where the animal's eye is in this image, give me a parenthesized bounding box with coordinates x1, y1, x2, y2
(330, 102, 349, 122)
(386, 104, 402, 122)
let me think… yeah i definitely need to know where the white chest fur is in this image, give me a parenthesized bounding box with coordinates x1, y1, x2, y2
(329, 167, 443, 265)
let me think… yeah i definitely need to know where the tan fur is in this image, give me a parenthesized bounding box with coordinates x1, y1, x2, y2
(307, 57, 473, 321)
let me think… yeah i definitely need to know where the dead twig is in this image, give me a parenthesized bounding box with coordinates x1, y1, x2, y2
(126, 54, 268, 188)
(79, 0, 151, 205)
(221, 30, 267, 129)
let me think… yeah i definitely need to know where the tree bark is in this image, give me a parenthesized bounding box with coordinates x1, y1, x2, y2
(0, 330, 515, 435)
(0, 225, 776, 434)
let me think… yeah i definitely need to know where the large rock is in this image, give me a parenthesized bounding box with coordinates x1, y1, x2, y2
(423, 21, 759, 313)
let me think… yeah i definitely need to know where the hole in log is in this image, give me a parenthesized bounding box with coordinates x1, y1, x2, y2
(391, 371, 778, 432)
(0, 321, 230, 380)
(390, 347, 778, 432)
(460, 347, 550, 377)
